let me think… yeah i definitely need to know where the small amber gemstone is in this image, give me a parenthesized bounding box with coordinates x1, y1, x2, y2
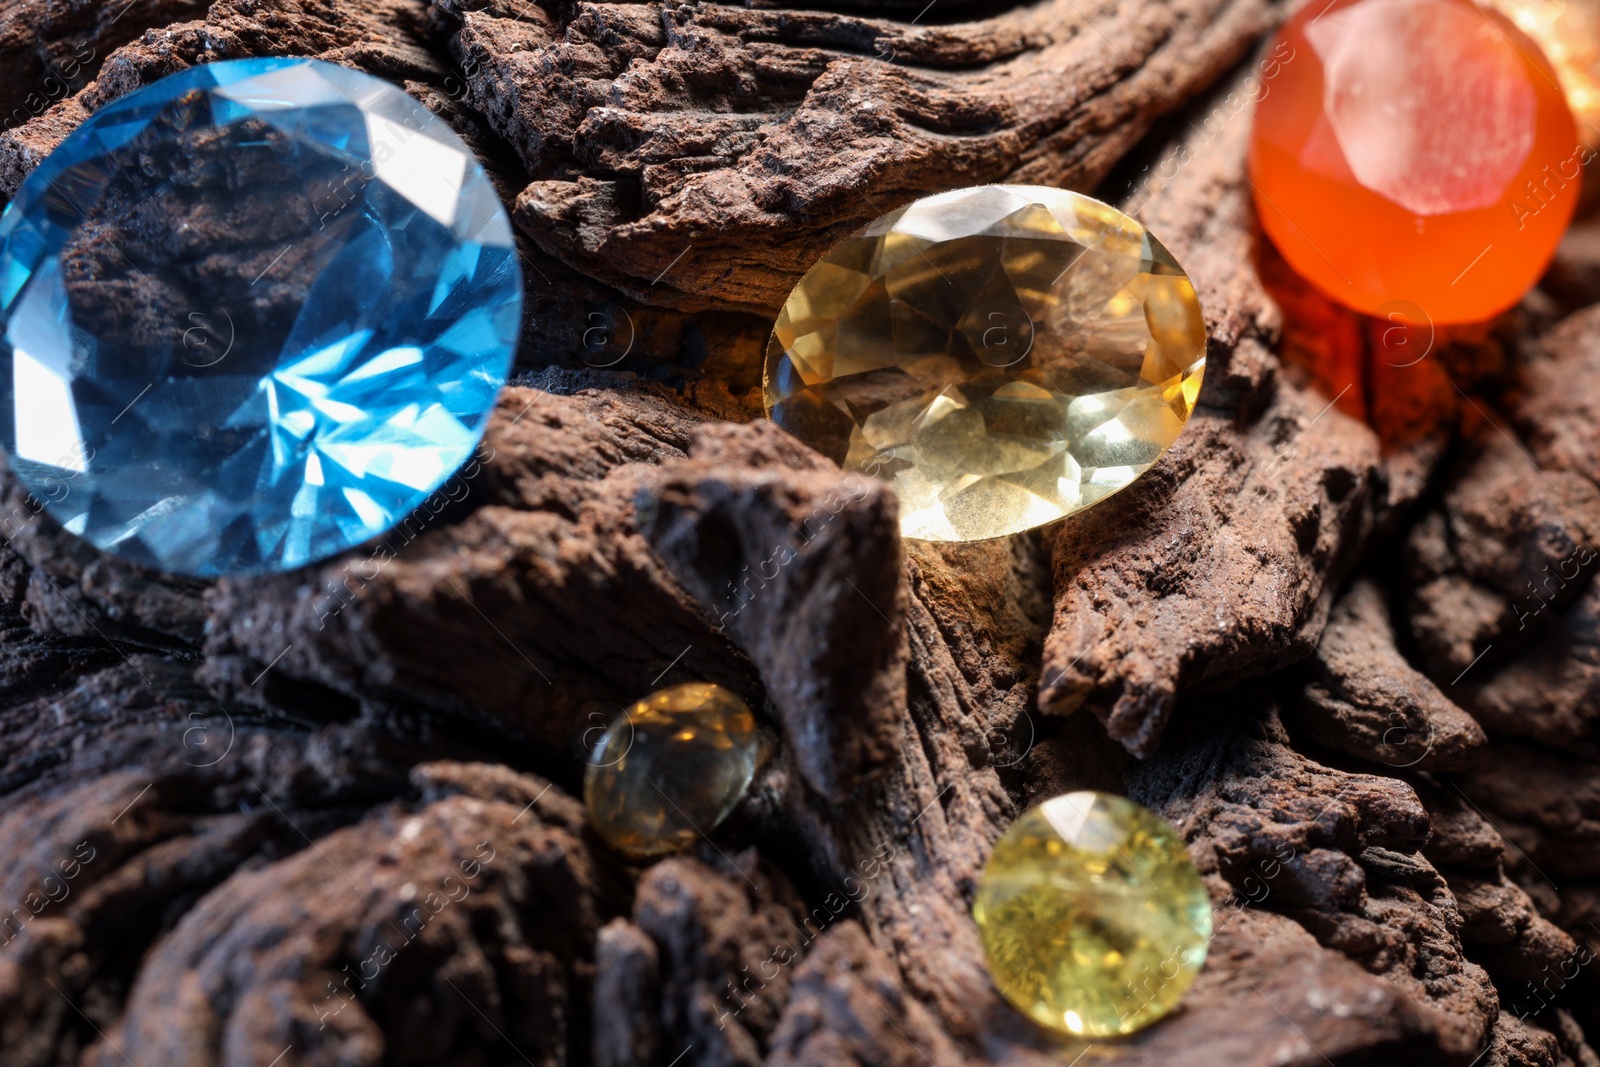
(1250, 0, 1580, 323)
(973, 792, 1212, 1037)
(765, 185, 1205, 543)
(1486, 0, 1600, 143)
(583, 684, 758, 859)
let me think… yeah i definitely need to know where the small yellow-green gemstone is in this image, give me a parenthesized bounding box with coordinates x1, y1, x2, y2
(973, 791, 1212, 1037)
(583, 683, 759, 859)
(764, 184, 1206, 543)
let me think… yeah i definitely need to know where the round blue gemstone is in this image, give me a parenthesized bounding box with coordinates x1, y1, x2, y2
(0, 58, 522, 576)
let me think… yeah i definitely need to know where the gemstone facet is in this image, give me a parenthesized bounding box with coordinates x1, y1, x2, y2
(973, 791, 1212, 1037)
(1249, 0, 1579, 323)
(584, 683, 759, 859)
(0, 58, 521, 576)
(764, 185, 1205, 543)
(1486, 0, 1600, 144)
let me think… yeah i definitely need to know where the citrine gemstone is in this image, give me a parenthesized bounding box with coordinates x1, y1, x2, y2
(1250, 0, 1580, 324)
(583, 684, 759, 859)
(1486, 0, 1600, 144)
(764, 185, 1205, 543)
(973, 791, 1212, 1037)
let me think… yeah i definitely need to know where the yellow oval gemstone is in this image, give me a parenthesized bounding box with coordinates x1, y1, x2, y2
(973, 791, 1212, 1037)
(583, 683, 758, 859)
(764, 185, 1206, 543)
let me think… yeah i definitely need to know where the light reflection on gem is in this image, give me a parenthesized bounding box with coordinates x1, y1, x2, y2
(0, 58, 521, 575)
(973, 791, 1212, 1037)
(583, 683, 760, 859)
(764, 185, 1205, 543)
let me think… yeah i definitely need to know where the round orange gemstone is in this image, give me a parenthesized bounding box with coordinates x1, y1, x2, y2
(1249, 0, 1581, 324)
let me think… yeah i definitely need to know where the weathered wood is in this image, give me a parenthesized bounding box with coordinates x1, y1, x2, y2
(0, 0, 1596, 1064)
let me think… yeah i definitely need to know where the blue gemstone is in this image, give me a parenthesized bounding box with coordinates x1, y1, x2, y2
(0, 58, 522, 576)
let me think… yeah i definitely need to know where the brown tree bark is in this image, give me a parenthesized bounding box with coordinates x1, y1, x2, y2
(0, 0, 1597, 1065)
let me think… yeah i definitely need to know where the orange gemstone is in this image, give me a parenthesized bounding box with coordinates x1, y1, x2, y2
(1249, 0, 1581, 324)
(1485, 0, 1600, 146)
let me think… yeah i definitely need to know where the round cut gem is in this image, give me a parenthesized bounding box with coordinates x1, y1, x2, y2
(583, 684, 759, 859)
(0, 58, 522, 576)
(763, 185, 1206, 543)
(973, 791, 1212, 1037)
(1249, 0, 1579, 323)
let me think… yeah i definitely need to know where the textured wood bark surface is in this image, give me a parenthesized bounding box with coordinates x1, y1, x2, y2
(0, 1, 1597, 1065)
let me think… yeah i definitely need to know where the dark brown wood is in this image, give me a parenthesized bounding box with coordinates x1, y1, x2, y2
(0, 0, 1596, 1065)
